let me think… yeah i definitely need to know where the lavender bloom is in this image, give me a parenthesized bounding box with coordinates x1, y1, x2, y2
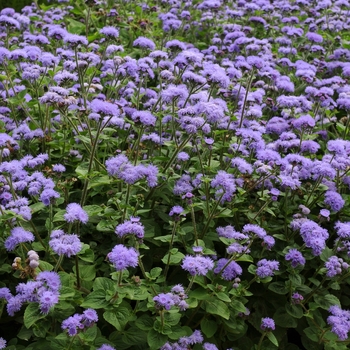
(0, 338, 6, 350)
(133, 36, 156, 50)
(5, 227, 34, 251)
(217, 225, 248, 240)
(49, 230, 82, 257)
(52, 164, 66, 172)
(182, 255, 214, 276)
(115, 219, 144, 238)
(97, 345, 116, 350)
(335, 221, 350, 239)
(131, 111, 156, 126)
(153, 293, 175, 310)
(169, 206, 184, 216)
(285, 249, 306, 267)
(211, 170, 236, 203)
(64, 203, 89, 224)
(39, 291, 59, 314)
(324, 191, 345, 212)
(261, 317, 275, 331)
(62, 309, 97, 336)
(320, 209, 330, 219)
(63, 33, 88, 46)
(242, 224, 266, 239)
(0, 287, 12, 301)
(292, 293, 304, 304)
(325, 256, 348, 277)
(40, 189, 60, 206)
(100, 26, 119, 38)
(306, 32, 323, 43)
(107, 244, 139, 271)
(256, 259, 279, 278)
(203, 344, 219, 350)
(327, 305, 350, 340)
(299, 220, 329, 256)
(36, 271, 61, 291)
(177, 152, 190, 161)
(214, 258, 242, 280)
(231, 158, 253, 174)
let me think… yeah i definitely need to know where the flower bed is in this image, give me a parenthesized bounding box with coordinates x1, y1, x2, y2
(0, 0, 350, 349)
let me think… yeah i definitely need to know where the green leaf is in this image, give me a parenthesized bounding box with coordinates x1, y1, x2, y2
(204, 299, 230, 320)
(201, 319, 218, 338)
(150, 267, 162, 278)
(78, 247, 95, 263)
(164, 312, 181, 326)
(24, 303, 46, 328)
(93, 277, 116, 292)
(67, 18, 86, 34)
(75, 164, 89, 178)
(33, 320, 50, 338)
(80, 290, 110, 309)
(190, 287, 210, 300)
(304, 327, 319, 342)
(147, 329, 168, 349)
(17, 326, 33, 341)
(74, 264, 96, 281)
(267, 332, 279, 347)
(80, 324, 97, 342)
(161, 250, 185, 265)
(216, 292, 231, 303)
(122, 326, 147, 345)
(168, 325, 192, 340)
(313, 294, 340, 310)
(88, 176, 111, 189)
(285, 303, 304, 319)
(117, 285, 150, 300)
(59, 287, 76, 300)
(103, 307, 131, 331)
(289, 274, 302, 286)
(83, 205, 103, 216)
(235, 254, 254, 263)
(39, 260, 54, 271)
(268, 282, 288, 295)
(320, 247, 333, 262)
(230, 299, 248, 314)
(273, 307, 297, 328)
(134, 314, 154, 331)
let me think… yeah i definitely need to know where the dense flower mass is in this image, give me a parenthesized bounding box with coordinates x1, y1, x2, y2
(181, 255, 214, 276)
(49, 230, 82, 257)
(107, 244, 139, 271)
(61, 309, 98, 336)
(64, 203, 89, 224)
(2, 0, 350, 347)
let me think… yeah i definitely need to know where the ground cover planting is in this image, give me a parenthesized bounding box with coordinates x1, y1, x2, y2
(1, 0, 350, 349)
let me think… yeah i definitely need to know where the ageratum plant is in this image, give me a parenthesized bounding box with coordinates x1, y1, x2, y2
(1, 0, 350, 349)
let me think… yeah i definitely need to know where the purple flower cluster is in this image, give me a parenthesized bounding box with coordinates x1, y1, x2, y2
(49, 230, 82, 257)
(256, 259, 279, 278)
(261, 317, 275, 331)
(161, 330, 217, 350)
(106, 154, 158, 187)
(4, 227, 34, 251)
(327, 305, 350, 340)
(181, 255, 214, 276)
(285, 248, 306, 268)
(0, 271, 61, 315)
(115, 217, 145, 239)
(325, 256, 349, 278)
(153, 284, 188, 311)
(64, 203, 89, 224)
(107, 244, 139, 271)
(214, 258, 242, 281)
(296, 219, 329, 256)
(61, 308, 98, 336)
